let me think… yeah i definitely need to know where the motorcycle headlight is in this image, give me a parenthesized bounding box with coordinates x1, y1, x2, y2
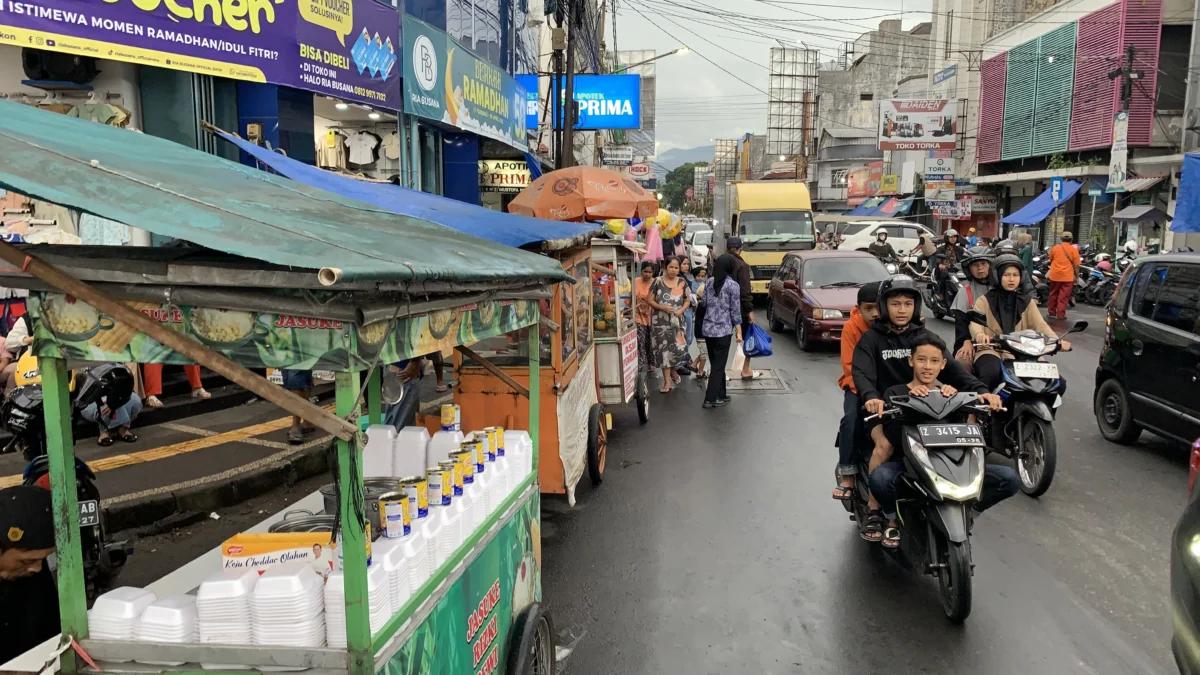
(1010, 336, 1048, 357)
(886, 263, 898, 274)
(813, 308, 843, 320)
(908, 441, 985, 501)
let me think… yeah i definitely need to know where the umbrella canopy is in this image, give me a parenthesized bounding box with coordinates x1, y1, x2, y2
(508, 166, 659, 221)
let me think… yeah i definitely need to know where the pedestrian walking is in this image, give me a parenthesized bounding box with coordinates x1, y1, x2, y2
(679, 256, 697, 373)
(281, 369, 314, 444)
(647, 256, 691, 393)
(701, 255, 742, 408)
(690, 266, 709, 377)
(634, 261, 660, 378)
(721, 238, 757, 380)
(1046, 232, 1080, 319)
(143, 364, 210, 408)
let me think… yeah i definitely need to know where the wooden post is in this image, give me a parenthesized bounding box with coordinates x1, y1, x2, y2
(335, 371, 372, 675)
(366, 367, 382, 426)
(42, 357, 87, 674)
(528, 325, 540, 467)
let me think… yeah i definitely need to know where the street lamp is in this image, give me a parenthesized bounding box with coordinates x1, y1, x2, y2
(617, 47, 689, 72)
(656, 192, 664, 200)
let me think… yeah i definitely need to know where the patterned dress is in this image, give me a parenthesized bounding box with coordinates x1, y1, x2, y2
(650, 276, 689, 368)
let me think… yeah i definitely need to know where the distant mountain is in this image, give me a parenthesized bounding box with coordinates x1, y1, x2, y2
(657, 145, 714, 172)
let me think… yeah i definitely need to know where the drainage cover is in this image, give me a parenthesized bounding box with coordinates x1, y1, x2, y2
(723, 369, 786, 392)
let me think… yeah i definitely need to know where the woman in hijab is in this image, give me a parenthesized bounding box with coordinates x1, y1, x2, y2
(634, 261, 660, 378)
(969, 254, 1070, 390)
(701, 254, 743, 408)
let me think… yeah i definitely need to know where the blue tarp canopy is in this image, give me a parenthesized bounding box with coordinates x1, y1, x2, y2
(1171, 154, 1200, 233)
(846, 196, 914, 218)
(847, 198, 884, 216)
(1001, 180, 1082, 225)
(215, 131, 594, 248)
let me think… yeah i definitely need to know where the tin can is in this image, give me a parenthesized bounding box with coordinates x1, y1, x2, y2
(398, 476, 429, 519)
(379, 491, 410, 538)
(336, 523, 373, 569)
(427, 465, 452, 506)
(470, 433, 487, 473)
(453, 448, 476, 484)
(440, 404, 461, 432)
(491, 426, 506, 456)
(483, 427, 500, 462)
(439, 460, 464, 497)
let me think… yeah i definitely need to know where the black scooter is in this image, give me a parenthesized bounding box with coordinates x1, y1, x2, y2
(967, 311, 1086, 497)
(838, 390, 998, 623)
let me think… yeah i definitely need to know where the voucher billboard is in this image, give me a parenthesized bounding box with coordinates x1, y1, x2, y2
(879, 100, 958, 151)
(0, 0, 400, 108)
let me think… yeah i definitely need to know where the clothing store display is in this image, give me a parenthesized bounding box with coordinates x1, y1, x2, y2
(382, 132, 400, 160)
(318, 131, 348, 169)
(347, 131, 381, 167)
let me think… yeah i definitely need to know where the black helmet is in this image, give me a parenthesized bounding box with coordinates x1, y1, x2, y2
(990, 253, 1024, 285)
(877, 275, 924, 324)
(2, 385, 46, 457)
(962, 245, 993, 269)
(75, 364, 135, 412)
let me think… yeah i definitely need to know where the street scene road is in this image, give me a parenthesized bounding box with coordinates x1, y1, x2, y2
(542, 302, 1186, 675)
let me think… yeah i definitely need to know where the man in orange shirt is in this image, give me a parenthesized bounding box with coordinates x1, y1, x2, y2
(1046, 231, 1081, 319)
(833, 282, 881, 501)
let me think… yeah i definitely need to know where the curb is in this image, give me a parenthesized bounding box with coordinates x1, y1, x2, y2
(104, 440, 331, 534)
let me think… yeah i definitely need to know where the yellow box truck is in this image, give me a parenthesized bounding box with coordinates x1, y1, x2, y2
(722, 181, 816, 296)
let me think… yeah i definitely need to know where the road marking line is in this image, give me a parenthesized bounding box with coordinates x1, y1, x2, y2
(0, 406, 335, 489)
(160, 423, 219, 438)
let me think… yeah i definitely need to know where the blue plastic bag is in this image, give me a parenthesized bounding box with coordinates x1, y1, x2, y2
(743, 323, 773, 358)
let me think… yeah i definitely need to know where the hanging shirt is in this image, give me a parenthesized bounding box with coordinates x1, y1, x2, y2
(382, 132, 400, 160)
(346, 132, 380, 167)
(317, 132, 348, 169)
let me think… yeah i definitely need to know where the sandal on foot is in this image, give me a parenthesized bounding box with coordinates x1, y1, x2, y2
(861, 510, 884, 542)
(883, 526, 901, 549)
(288, 429, 304, 445)
(97, 436, 114, 447)
(118, 432, 138, 443)
(145, 396, 164, 408)
(832, 485, 853, 501)
(192, 388, 212, 400)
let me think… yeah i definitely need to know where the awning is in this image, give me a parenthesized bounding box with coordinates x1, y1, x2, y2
(1172, 153, 1200, 233)
(0, 100, 570, 285)
(1112, 204, 1172, 222)
(847, 198, 884, 216)
(1119, 175, 1166, 193)
(216, 131, 594, 248)
(872, 196, 914, 217)
(1001, 180, 1082, 225)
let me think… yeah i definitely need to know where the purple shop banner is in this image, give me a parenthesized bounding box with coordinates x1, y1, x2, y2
(0, 0, 400, 109)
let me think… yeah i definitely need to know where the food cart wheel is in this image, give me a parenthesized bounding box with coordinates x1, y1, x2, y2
(635, 372, 650, 424)
(587, 403, 607, 485)
(507, 602, 557, 675)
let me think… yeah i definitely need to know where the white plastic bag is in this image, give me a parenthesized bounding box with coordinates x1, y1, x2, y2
(728, 340, 745, 373)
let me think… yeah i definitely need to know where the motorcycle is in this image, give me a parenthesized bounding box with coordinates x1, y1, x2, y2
(967, 312, 1087, 497)
(924, 262, 964, 320)
(838, 390, 999, 623)
(2, 384, 130, 601)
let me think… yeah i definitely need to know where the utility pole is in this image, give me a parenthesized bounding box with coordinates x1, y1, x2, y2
(552, 1, 566, 169)
(1107, 46, 1143, 253)
(561, 0, 580, 168)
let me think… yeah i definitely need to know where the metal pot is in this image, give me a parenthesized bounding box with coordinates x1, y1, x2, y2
(319, 478, 401, 535)
(267, 509, 337, 533)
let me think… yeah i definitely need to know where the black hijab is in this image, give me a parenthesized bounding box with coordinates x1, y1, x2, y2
(985, 260, 1032, 333)
(713, 254, 736, 293)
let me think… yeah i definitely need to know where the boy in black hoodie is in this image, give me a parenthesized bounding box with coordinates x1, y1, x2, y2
(851, 276, 1001, 540)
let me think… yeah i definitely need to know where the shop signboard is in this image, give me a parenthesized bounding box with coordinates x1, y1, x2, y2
(478, 159, 530, 193)
(685, 187, 695, 199)
(602, 145, 634, 166)
(867, 161, 884, 194)
(879, 100, 958, 150)
(627, 162, 654, 180)
(403, 15, 528, 151)
(924, 156, 955, 177)
(933, 64, 958, 86)
(925, 180, 955, 202)
(847, 166, 873, 205)
(551, 74, 642, 130)
(516, 74, 540, 131)
(900, 161, 917, 194)
(0, 0, 401, 109)
(1107, 111, 1129, 192)
(620, 329, 638, 401)
(971, 194, 998, 213)
(931, 198, 972, 219)
(880, 174, 899, 195)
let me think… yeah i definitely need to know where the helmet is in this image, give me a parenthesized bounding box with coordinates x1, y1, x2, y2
(1097, 259, 1113, 272)
(2, 384, 46, 457)
(945, 228, 959, 238)
(990, 253, 1024, 284)
(75, 363, 135, 412)
(877, 275, 924, 324)
(13, 351, 41, 387)
(1094, 252, 1112, 263)
(962, 245, 993, 269)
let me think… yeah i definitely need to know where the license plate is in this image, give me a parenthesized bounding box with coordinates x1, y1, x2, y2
(78, 500, 100, 527)
(918, 424, 985, 447)
(1012, 361, 1059, 379)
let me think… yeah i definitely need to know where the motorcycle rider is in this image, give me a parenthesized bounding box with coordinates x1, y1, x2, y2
(969, 254, 1071, 390)
(951, 246, 994, 362)
(867, 230, 898, 261)
(851, 276, 1001, 541)
(867, 332, 1020, 549)
(833, 282, 881, 502)
(934, 229, 968, 304)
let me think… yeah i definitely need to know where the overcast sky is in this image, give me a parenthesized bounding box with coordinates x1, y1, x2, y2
(610, 0, 934, 155)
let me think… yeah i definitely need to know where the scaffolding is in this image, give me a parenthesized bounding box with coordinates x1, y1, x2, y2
(767, 47, 818, 159)
(712, 139, 740, 188)
(615, 49, 656, 159)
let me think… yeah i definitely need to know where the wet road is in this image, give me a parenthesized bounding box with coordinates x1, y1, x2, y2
(542, 304, 1186, 675)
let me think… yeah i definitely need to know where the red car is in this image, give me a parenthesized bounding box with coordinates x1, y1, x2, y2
(766, 250, 891, 351)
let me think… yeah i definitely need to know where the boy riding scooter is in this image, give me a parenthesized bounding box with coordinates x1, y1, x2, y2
(850, 276, 1002, 542)
(833, 282, 881, 501)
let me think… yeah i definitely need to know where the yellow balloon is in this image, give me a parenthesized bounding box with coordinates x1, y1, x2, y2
(604, 219, 627, 235)
(662, 214, 683, 239)
(656, 209, 672, 228)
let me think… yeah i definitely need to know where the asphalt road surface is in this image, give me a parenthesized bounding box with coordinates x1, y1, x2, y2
(542, 302, 1186, 675)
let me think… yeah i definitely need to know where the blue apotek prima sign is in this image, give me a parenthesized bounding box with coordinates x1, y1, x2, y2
(552, 74, 642, 130)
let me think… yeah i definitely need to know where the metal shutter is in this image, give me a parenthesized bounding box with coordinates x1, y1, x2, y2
(1002, 39, 1038, 160)
(1032, 23, 1077, 155)
(1118, 0, 1163, 146)
(1069, 2, 1121, 151)
(977, 53, 1006, 164)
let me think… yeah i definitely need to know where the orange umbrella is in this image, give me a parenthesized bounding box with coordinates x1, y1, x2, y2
(508, 166, 659, 221)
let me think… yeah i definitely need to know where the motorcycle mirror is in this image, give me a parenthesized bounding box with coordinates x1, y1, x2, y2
(1066, 321, 1088, 334)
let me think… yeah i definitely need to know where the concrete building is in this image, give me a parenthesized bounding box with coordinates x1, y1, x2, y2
(811, 127, 883, 212)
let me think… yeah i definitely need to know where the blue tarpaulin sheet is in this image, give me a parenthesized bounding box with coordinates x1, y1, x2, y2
(846, 196, 914, 218)
(1171, 154, 1200, 233)
(847, 198, 884, 216)
(1001, 180, 1082, 225)
(216, 131, 594, 248)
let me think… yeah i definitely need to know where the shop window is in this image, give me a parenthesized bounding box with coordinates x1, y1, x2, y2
(419, 125, 443, 195)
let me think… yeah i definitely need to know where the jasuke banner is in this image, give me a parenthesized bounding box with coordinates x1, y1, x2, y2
(0, 0, 401, 109)
(27, 294, 540, 371)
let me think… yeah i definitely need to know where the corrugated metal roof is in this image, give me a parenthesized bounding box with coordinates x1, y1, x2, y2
(0, 100, 571, 286)
(1120, 175, 1166, 192)
(824, 127, 876, 139)
(1112, 204, 1171, 221)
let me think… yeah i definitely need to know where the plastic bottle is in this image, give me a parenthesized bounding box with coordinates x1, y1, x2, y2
(392, 427, 430, 479)
(487, 426, 511, 504)
(426, 465, 459, 566)
(471, 431, 494, 519)
(427, 429, 464, 466)
(454, 444, 482, 533)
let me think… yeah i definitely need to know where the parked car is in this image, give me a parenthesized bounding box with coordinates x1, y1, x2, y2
(837, 220, 935, 257)
(685, 228, 713, 271)
(1094, 252, 1200, 447)
(1170, 437, 1200, 674)
(766, 250, 891, 351)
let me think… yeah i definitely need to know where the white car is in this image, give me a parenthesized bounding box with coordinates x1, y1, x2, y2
(837, 220, 935, 257)
(685, 228, 714, 270)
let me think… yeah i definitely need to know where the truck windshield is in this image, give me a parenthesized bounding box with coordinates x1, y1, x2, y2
(740, 211, 815, 240)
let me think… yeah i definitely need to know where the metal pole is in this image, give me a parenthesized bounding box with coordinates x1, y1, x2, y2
(562, 0, 578, 168)
(528, 324, 540, 469)
(367, 367, 382, 426)
(1089, 195, 1097, 248)
(336, 370, 372, 675)
(409, 116, 422, 191)
(43, 356, 86, 675)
